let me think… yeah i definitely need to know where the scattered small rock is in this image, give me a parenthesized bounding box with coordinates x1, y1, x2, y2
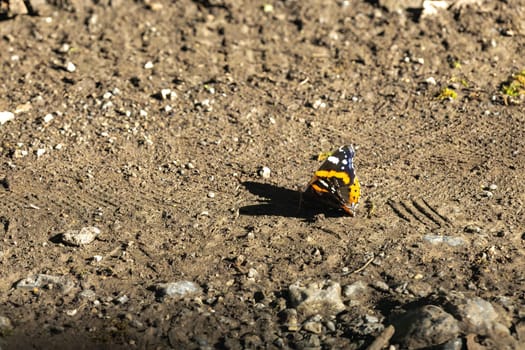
(78, 289, 96, 301)
(281, 308, 300, 331)
(144, 61, 154, 69)
(0, 315, 13, 334)
(482, 190, 494, 198)
(312, 99, 326, 109)
(423, 235, 465, 247)
(155, 281, 202, 299)
(425, 77, 437, 85)
(372, 280, 390, 292)
(258, 166, 271, 178)
(60, 226, 100, 246)
(288, 281, 346, 317)
(464, 225, 482, 234)
(36, 148, 46, 157)
(16, 274, 75, 294)
(43, 113, 54, 123)
(303, 320, 323, 334)
(114, 295, 129, 305)
(343, 280, 369, 300)
(160, 88, 176, 100)
(0, 111, 15, 125)
(65, 61, 76, 72)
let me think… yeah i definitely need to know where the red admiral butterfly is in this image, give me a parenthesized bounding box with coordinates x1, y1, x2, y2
(303, 145, 361, 216)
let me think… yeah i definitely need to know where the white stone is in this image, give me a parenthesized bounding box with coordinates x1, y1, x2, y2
(160, 88, 172, 100)
(43, 113, 54, 123)
(66, 61, 76, 72)
(0, 111, 15, 125)
(61, 226, 101, 246)
(258, 166, 271, 178)
(36, 148, 46, 157)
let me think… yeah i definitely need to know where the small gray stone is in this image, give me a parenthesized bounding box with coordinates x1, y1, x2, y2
(258, 166, 271, 178)
(156, 281, 202, 299)
(281, 308, 300, 331)
(16, 274, 75, 294)
(423, 235, 465, 247)
(325, 320, 336, 332)
(114, 295, 129, 304)
(288, 281, 346, 317)
(407, 281, 432, 298)
(0, 111, 15, 125)
(60, 226, 100, 246)
(78, 289, 96, 301)
(0, 315, 13, 334)
(303, 321, 323, 334)
(343, 280, 369, 299)
(372, 280, 390, 292)
(464, 225, 482, 234)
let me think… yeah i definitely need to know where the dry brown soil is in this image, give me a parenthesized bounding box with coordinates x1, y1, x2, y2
(1, 0, 524, 349)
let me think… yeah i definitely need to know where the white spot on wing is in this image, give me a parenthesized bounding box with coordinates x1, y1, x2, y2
(327, 156, 339, 165)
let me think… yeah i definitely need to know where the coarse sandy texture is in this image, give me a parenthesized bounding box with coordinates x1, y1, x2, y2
(0, 0, 524, 348)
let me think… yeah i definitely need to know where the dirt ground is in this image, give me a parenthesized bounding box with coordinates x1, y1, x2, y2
(1, 0, 524, 349)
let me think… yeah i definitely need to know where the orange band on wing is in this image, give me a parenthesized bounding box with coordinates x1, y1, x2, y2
(348, 177, 360, 204)
(311, 183, 329, 193)
(314, 170, 351, 184)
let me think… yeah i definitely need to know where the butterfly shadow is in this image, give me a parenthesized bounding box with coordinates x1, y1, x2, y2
(239, 181, 347, 220)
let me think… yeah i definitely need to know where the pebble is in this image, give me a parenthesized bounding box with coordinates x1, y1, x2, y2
(65, 309, 78, 316)
(482, 190, 494, 198)
(0, 111, 15, 125)
(207, 191, 215, 198)
(423, 235, 465, 247)
(16, 274, 75, 294)
(407, 281, 432, 298)
(36, 148, 46, 157)
(13, 149, 28, 158)
(0, 315, 13, 333)
(43, 113, 54, 123)
(325, 320, 336, 332)
(114, 295, 129, 304)
(425, 77, 437, 85)
(78, 289, 96, 301)
(303, 320, 323, 334)
(312, 99, 326, 109)
(392, 305, 460, 349)
(343, 280, 369, 299)
(464, 225, 482, 234)
(60, 226, 100, 246)
(258, 166, 271, 178)
(160, 88, 174, 100)
(288, 281, 345, 317)
(372, 280, 390, 292)
(155, 281, 202, 299)
(66, 61, 76, 72)
(281, 308, 300, 331)
(144, 61, 154, 69)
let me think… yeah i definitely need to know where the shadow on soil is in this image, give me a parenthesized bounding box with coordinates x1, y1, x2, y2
(240, 181, 347, 219)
